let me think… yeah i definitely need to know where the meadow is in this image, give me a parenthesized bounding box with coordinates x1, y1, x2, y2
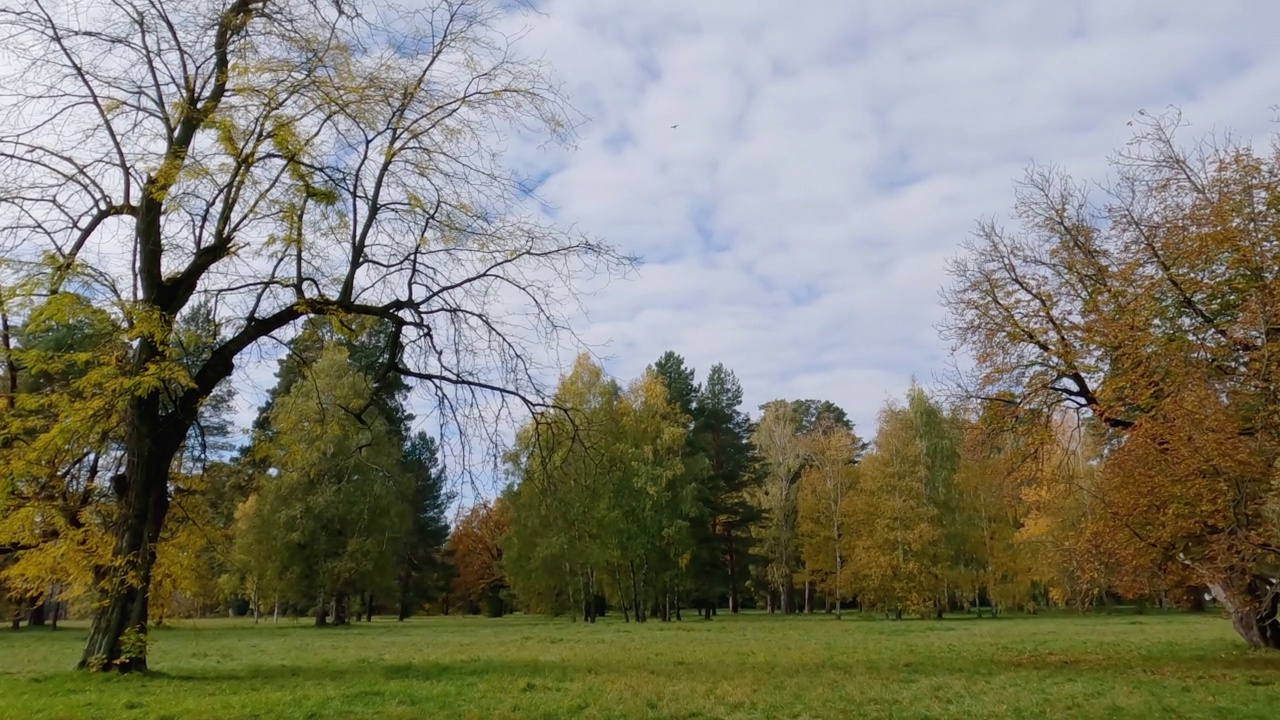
(1, 611, 1278, 719)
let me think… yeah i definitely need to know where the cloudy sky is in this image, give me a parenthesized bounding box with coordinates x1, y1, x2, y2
(469, 0, 1280, 435)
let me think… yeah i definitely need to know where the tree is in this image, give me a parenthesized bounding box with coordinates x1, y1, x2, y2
(150, 470, 227, 624)
(450, 499, 511, 617)
(232, 344, 411, 626)
(0, 0, 626, 670)
(1014, 413, 1114, 613)
(688, 364, 757, 615)
(796, 423, 859, 618)
(904, 385, 962, 615)
(395, 433, 453, 620)
(942, 109, 1280, 647)
(790, 400, 852, 435)
(652, 352, 699, 420)
(614, 369, 700, 622)
(503, 357, 694, 622)
(502, 355, 619, 618)
(948, 406, 1029, 616)
(0, 293, 124, 627)
(849, 400, 947, 619)
(751, 401, 806, 613)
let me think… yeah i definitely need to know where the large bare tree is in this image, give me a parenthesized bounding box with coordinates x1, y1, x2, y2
(0, 0, 627, 671)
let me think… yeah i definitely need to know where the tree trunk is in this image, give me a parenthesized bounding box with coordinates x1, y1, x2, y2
(766, 593, 774, 614)
(28, 598, 46, 627)
(674, 582, 682, 621)
(332, 594, 349, 626)
(804, 580, 812, 614)
(589, 570, 597, 623)
(252, 587, 260, 625)
(781, 576, 794, 614)
(1208, 581, 1280, 650)
(365, 593, 375, 622)
(78, 411, 175, 672)
(629, 561, 643, 623)
(833, 507, 842, 620)
(726, 535, 739, 614)
(614, 566, 630, 623)
(273, 598, 280, 625)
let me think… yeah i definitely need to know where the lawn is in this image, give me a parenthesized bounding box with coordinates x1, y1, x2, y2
(1, 611, 1278, 719)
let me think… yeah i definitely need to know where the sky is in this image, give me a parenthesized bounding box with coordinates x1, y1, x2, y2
(459, 0, 1280, 438)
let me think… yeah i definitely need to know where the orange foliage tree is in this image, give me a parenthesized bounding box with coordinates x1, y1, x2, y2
(449, 498, 511, 616)
(943, 109, 1280, 648)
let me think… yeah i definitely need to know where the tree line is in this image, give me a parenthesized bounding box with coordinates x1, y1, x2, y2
(484, 353, 1215, 626)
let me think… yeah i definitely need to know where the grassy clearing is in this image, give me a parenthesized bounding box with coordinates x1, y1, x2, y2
(0, 611, 1278, 719)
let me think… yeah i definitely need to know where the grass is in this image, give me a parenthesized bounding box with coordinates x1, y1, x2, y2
(1, 611, 1278, 719)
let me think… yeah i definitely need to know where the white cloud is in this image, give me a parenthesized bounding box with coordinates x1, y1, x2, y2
(488, 0, 1280, 434)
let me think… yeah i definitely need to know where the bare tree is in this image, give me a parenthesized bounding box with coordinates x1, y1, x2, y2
(0, 0, 628, 671)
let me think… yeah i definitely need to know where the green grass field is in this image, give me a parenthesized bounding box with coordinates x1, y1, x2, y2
(1, 611, 1278, 719)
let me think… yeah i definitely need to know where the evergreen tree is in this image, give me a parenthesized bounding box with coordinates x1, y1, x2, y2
(688, 364, 758, 615)
(395, 433, 454, 620)
(651, 351, 699, 419)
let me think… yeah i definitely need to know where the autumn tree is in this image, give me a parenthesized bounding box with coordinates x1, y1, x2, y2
(943, 109, 1280, 647)
(0, 293, 124, 627)
(449, 498, 511, 617)
(750, 401, 806, 613)
(796, 422, 859, 618)
(948, 401, 1048, 616)
(849, 398, 947, 619)
(0, 0, 625, 671)
(616, 369, 701, 621)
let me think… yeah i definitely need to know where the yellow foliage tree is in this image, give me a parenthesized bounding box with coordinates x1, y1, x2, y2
(849, 401, 946, 619)
(796, 424, 859, 617)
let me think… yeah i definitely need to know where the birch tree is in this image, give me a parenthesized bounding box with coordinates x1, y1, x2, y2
(797, 423, 859, 618)
(751, 400, 805, 613)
